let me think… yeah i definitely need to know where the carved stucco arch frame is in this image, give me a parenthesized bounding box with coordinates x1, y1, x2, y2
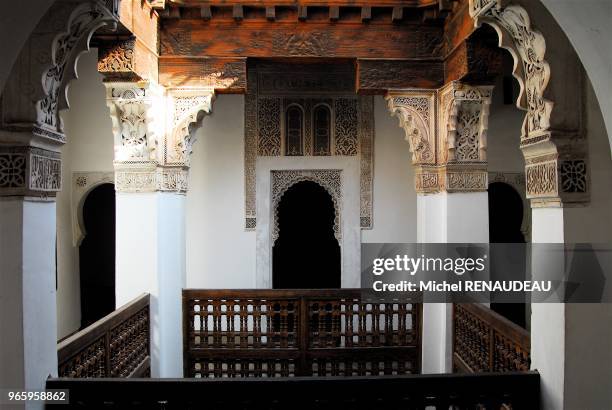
(2, 0, 119, 141)
(72, 171, 114, 246)
(470, 0, 553, 141)
(271, 170, 342, 244)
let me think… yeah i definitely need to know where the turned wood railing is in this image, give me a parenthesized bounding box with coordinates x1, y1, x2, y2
(453, 303, 530, 373)
(57, 293, 150, 378)
(46, 371, 540, 409)
(183, 289, 422, 377)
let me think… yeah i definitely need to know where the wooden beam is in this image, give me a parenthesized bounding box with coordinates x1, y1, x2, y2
(357, 59, 444, 93)
(97, 37, 159, 83)
(444, 26, 504, 84)
(443, 0, 474, 55)
(160, 20, 445, 59)
(329, 6, 340, 21)
(159, 57, 247, 93)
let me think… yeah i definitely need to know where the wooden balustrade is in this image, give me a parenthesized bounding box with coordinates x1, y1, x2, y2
(46, 371, 540, 409)
(57, 293, 150, 378)
(183, 289, 422, 377)
(453, 303, 530, 373)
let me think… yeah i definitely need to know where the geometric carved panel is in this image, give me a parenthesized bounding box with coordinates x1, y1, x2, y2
(245, 64, 374, 230)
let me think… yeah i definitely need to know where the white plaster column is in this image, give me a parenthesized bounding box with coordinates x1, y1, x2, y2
(0, 141, 63, 409)
(0, 199, 58, 408)
(106, 82, 214, 377)
(115, 190, 186, 377)
(387, 83, 493, 374)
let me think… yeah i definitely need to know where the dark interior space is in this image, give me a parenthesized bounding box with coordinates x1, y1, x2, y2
(273, 180, 341, 289)
(488, 182, 527, 328)
(79, 183, 116, 329)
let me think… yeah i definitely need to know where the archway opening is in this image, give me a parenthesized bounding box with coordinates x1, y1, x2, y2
(79, 183, 116, 328)
(488, 182, 527, 329)
(273, 180, 340, 289)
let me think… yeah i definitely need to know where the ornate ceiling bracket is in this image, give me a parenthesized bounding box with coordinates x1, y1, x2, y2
(386, 90, 437, 167)
(387, 82, 492, 194)
(165, 88, 215, 167)
(0, 0, 119, 146)
(469, 0, 589, 207)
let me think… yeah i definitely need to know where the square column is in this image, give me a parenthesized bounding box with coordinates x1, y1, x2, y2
(106, 81, 214, 377)
(115, 190, 186, 377)
(387, 82, 493, 374)
(0, 141, 63, 409)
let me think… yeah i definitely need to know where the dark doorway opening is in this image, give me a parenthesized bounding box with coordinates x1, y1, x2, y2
(488, 182, 527, 329)
(79, 183, 116, 328)
(273, 180, 341, 289)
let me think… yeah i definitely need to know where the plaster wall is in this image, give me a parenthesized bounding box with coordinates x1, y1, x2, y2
(185, 96, 417, 288)
(56, 49, 114, 339)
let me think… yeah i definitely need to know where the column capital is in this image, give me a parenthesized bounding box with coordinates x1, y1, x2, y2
(0, 143, 61, 199)
(105, 81, 215, 193)
(387, 82, 493, 194)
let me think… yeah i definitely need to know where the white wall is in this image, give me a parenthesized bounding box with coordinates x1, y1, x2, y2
(487, 69, 526, 174)
(185, 95, 417, 289)
(362, 97, 417, 243)
(186, 95, 257, 288)
(56, 49, 114, 339)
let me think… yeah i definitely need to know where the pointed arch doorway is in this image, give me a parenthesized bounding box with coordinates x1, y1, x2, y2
(273, 180, 341, 289)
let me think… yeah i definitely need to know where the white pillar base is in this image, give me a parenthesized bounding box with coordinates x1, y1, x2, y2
(417, 191, 489, 373)
(115, 192, 185, 377)
(0, 198, 58, 410)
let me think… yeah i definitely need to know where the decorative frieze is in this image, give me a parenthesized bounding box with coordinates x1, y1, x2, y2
(114, 164, 189, 193)
(97, 38, 137, 80)
(0, 146, 62, 197)
(245, 64, 374, 229)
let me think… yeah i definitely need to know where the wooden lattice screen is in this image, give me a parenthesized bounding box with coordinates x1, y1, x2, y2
(57, 293, 150, 378)
(453, 303, 530, 373)
(183, 289, 422, 378)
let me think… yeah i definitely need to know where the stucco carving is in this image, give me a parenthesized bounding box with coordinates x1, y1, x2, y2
(166, 89, 215, 166)
(0, 146, 62, 197)
(105, 81, 215, 193)
(468, 0, 589, 207)
(245, 66, 373, 229)
(388, 83, 491, 194)
(469, 0, 552, 144)
(106, 83, 160, 163)
(386, 91, 436, 165)
(0, 1, 118, 143)
(271, 170, 342, 243)
(71, 171, 114, 245)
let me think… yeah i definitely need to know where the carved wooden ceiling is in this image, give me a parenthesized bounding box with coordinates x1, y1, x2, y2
(94, 0, 503, 95)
